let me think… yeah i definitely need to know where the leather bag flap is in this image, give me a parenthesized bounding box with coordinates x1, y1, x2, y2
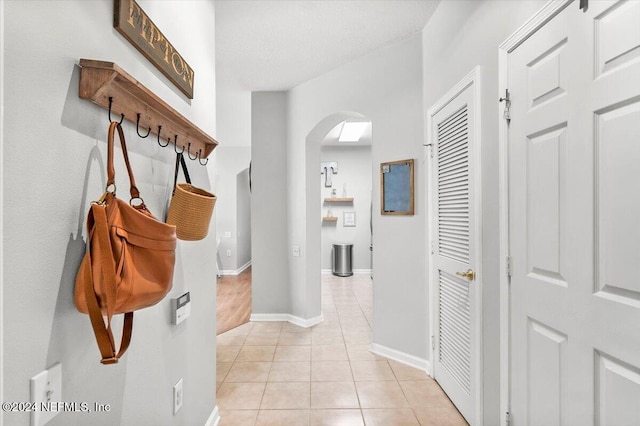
(115, 227, 177, 251)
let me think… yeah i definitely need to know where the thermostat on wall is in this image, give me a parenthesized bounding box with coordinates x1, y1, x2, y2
(171, 292, 191, 325)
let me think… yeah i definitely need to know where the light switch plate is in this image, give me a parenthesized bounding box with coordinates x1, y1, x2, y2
(30, 363, 61, 426)
(224, 232, 231, 238)
(173, 378, 183, 414)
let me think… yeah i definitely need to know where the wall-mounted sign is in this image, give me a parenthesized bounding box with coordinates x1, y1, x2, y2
(343, 211, 356, 227)
(114, 0, 194, 99)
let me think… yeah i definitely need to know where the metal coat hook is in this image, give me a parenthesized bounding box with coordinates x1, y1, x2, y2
(186, 143, 198, 160)
(136, 113, 151, 138)
(157, 126, 170, 147)
(197, 150, 208, 166)
(107, 97, 125, 125)
(174, 137, 185, 154)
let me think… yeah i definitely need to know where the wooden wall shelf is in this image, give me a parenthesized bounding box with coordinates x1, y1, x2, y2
(322, 217, 338, 221)
(79, 59, 218, 158)
(324, 198, 354, 202)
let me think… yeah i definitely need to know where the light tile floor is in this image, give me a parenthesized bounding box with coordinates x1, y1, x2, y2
(217, 274, 468, 426)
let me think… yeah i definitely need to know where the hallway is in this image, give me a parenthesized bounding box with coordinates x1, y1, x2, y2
(216, 274, 467, 425)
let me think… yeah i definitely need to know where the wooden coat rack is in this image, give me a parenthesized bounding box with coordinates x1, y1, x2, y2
(78, 59, 218, 160)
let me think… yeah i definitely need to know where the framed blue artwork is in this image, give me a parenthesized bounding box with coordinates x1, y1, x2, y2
(381, 159, 414, 215)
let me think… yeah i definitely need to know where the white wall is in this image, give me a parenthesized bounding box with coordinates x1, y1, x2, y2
(320, 145, 372, 271)
(1, 1, 218, 425)
(215, 56, 252, 148)
(251, 92, 290, 314)
(214, 32, 253, 274)
(421, 1, 547, 424)
(288, 35, 427, 347)
(214, 146, 251, 273)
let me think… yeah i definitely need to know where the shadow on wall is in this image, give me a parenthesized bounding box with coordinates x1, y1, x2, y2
(45, 146, 127, 420)
(61, 64, 176, 163)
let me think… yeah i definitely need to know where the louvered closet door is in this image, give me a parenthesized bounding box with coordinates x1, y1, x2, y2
(431, 81, 478, 424)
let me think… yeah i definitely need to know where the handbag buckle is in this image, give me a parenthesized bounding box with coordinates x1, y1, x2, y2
(92, 192, 109, 206)
(100, 356, 119, 365)
(93, 184, 117, 205)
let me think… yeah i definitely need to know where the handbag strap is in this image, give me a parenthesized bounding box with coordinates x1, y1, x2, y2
(173, 152, 192, 188)
(105, 121, 141, 200)
(84, 203, 133, 364)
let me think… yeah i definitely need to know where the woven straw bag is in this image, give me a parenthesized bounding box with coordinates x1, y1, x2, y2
(167, 153, 216, 240)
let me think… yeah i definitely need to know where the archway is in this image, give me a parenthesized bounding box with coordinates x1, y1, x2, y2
(303, 111, 372, 320)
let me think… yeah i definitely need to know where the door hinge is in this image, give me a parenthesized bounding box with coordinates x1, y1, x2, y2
(424, 142, 435, 158)
(505, 411, 511, 426)
(499, 89, 511, 122)
(579, 0, 588, 12)
(506, 256, 512, 278)
(431, 335, 435, 350)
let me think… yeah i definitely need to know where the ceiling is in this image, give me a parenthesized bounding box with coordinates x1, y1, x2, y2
(215, 0, 440, 91)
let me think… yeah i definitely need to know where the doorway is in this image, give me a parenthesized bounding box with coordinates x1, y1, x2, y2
(501, 1, 640, 423)
(215, 149, 253, 334)
(320, 142, 372, 277)
(304, 112, 373, 323)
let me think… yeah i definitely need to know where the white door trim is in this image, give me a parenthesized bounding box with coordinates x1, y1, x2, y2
(498, 1, 572, 425)
(426, 65, 483, 426)
(0, 0, 5, 415)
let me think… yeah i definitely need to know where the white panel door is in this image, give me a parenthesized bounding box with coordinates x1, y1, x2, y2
(430, 75, 480, 425)
(508, 1, 640, 424)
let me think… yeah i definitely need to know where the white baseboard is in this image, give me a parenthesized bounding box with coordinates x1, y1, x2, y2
(321, 269, 372, 275)
(250, 313, 324, 328)
(205, 405, 220, 426)
(370, 343, 432, 376)
(219, 260, 251, 276)
(288, 313, 324, 328)
(237, 260, 252, 274)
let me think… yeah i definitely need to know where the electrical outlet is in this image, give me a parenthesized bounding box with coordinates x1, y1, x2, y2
(292, 246, 300, 257)
(226, 250, 232, 257)
(173, 378, 183, 414)
(30, 363, 62, 426)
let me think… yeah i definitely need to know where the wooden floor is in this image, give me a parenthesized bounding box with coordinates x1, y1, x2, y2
(216, 267, 252, 335)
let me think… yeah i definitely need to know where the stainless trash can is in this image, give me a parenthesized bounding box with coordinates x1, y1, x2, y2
(332, 243, 353, 277)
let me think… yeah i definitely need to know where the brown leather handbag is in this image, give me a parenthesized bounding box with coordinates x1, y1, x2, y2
(75, 121, 177, 364)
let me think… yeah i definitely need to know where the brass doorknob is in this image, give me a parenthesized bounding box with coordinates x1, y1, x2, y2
(456, 269, 475, 281)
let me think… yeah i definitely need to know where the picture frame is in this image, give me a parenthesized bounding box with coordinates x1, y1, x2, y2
(381, 159, 414, 215)
(343, 211, 356, 227)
